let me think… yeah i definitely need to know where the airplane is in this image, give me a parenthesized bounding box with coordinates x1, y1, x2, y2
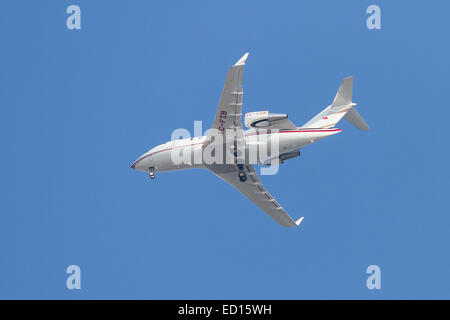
(131, 53, 369, 227)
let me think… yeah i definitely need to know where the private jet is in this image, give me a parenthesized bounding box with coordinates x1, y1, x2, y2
(131, 53, 369, 227)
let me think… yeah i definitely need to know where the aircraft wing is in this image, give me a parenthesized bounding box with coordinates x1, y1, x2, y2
(207, 53, 249, 140)
(207, 164, 304, 228)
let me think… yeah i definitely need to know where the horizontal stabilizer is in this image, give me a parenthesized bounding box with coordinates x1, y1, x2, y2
(302, 76, 369, 130)
(344, 106, 370, 130)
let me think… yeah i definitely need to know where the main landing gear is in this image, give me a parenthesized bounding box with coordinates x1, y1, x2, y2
(237, 164, 247, 183)
(234, 142, 247, 183)
(149, 167, 156, 180)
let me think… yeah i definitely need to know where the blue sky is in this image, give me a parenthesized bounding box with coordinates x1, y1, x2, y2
(1, 0, 449, 299)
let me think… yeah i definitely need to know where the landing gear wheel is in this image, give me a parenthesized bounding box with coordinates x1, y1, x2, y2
(149, 167, 156, 180)
(238, 170, 247, 182)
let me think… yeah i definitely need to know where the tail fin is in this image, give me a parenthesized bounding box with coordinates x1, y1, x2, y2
(332, 76, 353, 106)
(302, 76, 369, 130)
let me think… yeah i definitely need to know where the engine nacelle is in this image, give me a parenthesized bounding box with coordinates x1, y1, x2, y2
(279, 151, 300, 164)
(244, 111, 288, 128)
(259, 150, 300, 166)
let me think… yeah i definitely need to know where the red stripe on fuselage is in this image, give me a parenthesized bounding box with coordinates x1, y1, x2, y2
(130, 129, 341, 168)
(245, 128, 341, 137)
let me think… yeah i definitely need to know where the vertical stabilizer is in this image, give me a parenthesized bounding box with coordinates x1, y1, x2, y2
(332, 76, 353, 106)
(302, 76, 369, 130)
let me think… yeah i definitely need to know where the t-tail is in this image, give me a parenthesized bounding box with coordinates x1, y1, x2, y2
(301, 76, 370, 130)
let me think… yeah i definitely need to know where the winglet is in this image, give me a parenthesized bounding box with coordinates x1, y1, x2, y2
(295, 217, 304, 226)
(234, 53, 249, 66)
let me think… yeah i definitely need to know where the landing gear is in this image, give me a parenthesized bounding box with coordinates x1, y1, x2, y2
(238, 171, 247, 182)
(149, 167, 155, 180)
(237, 164, 247, 182)
(234, 139, 247, 182)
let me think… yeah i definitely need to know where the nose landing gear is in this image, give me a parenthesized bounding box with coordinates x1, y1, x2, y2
(149, 167, 156, 180)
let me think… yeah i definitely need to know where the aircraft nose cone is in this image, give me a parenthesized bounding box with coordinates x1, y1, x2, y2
(131, 152, 152, 171)
(131, 155, 145, 170)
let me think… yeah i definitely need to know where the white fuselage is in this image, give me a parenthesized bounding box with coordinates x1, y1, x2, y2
(131, 128, 341, 172)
